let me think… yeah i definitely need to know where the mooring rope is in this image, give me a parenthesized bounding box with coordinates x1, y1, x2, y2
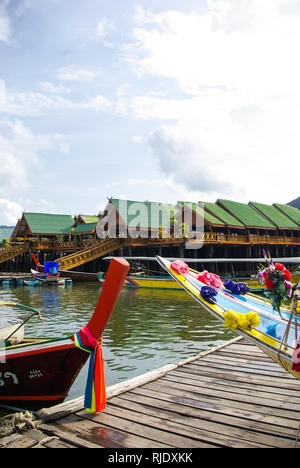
(0, 411, 37, 437)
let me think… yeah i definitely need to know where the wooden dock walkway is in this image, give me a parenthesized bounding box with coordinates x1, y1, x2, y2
(1, 336, 300, 448)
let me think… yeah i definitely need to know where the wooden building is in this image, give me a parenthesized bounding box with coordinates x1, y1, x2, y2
(98, 198, 177, 239)
(11, 212, 74, 245)
(1, 198, 299, 276)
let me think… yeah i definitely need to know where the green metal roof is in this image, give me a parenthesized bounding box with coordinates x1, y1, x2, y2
(72, 222, 97, 233)
(178, 201, 225, 226)
(76, 215, 99, 223)
(0, 226, 14, 242)
(111, 199, 177, 229)
(273, 203, 300, 227)
(201, 201, 244, 228)
(250, 201, 299, 229)
(24, 212, 74, 234)
(217, 199, 276, 229)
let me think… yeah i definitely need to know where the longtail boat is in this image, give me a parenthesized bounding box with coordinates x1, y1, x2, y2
(30, 258, 60, 284)
(30, 269, 60, 284)
(98, 272, 184, 290)
(98, 271, 264, 291)
(31, 254, 98, 282)
(0, 257, 129, 411)
(125, 275, 183, 290)
(157, 256, 300, 380)
(102, 256, 299, 291)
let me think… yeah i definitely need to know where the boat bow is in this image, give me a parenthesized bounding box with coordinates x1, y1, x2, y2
(0, 257, 129, 411)
(156, 255, 300, 380)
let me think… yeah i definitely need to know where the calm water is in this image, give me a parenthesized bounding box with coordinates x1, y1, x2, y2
(0, 281, 236, 401)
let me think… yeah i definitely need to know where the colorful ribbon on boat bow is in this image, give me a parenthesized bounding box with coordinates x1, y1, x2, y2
(224, 280, 250, 295)
(74, 325, 106, 413)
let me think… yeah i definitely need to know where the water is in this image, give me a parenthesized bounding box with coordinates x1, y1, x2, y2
(0, 282, 236, 402)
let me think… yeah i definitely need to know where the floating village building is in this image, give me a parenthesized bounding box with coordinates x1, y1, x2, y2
(0, 198, 299, 275)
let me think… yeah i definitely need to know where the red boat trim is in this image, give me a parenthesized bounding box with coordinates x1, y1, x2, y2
(0, 394, 66, 401)
(3, 339, 75, 360)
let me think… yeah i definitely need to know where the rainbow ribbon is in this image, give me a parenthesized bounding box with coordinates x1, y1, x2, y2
(74, 325, 106, 413)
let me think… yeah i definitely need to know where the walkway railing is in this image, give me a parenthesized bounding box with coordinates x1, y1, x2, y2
(55, 238, 121, 270)
(0, 244, 30, 264)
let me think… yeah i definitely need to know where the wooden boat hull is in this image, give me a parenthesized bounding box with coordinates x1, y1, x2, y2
(292, 273, 300, 284)
(0, 257, 130, 411)
(99, 273, 264, 291)
(59, 270, 98, 282)
(156, 256, 300, 379)
(98, 273, 184, 290)
(0, 339, 88, 410)
(126, 275, 183, 290)
(31, 269, 59, 284)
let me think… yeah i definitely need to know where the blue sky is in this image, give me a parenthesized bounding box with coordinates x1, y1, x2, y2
(0, 0, 299, 224)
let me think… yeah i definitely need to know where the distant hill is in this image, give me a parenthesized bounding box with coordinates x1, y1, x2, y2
(288, 197, 300, 210)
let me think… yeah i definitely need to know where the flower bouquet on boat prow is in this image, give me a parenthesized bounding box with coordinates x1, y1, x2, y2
(257, 250, 292, 314)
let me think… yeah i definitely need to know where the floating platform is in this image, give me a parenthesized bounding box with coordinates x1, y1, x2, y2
(1, 337, 300, 448)
(0, 274, 72, 287)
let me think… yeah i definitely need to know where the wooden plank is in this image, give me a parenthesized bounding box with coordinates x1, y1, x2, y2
(181, 362, 300, 390)
(77, 411, 212, 448)
(175, 336, 243, 366)
(38, 423, 102, 448)
(114, 390, 298, 439)
(137, 380, 300, 421)
(190, 359, 290, 378)
(40, 438, 75, 449)
(0, 432, 29, 448)
(162, 372, 300, 407)
(156, 375, 300, 412)
(100, 400, 269, 448)
(2, 437, 38, 448)
(43, 413, 172, 449)
(202, 352, 288, 371)
(128, 385, 300, 439)
(216, 349, 278, 362)
(168, 368, 300, 400)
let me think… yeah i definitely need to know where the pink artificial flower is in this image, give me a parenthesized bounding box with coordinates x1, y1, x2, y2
(210, 274, 224, 288)
(197, 270, 223, 288)
(170, 260, 189, 275)
(197, 270, 212, 285)
(284, 280, 292, 297)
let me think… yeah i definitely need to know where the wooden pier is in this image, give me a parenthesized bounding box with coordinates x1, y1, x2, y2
(1, 336, 300, 448)
(0, 273, 72, 287)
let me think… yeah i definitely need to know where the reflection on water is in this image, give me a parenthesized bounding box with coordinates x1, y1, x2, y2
(0, 282, 236, 400)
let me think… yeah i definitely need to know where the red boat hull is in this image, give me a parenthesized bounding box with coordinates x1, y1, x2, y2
(0, 339, 88, 410)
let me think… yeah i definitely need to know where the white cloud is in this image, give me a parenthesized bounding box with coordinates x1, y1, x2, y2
(0, 0, 12, 44)
(96, 18, 115, 38)
(123, 1, 300, 203)
(14, 0, 33, 17)
(57, 65, 102, 83)
(0, 119, 69, 195)
(87, 95, 111, 110)
(131, 135, 144, 144)
(0, 79, 111, 116)
(0, 198, 23, 225)
(38, 81, 71, 94)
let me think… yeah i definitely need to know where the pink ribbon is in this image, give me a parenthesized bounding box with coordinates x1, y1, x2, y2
(197, 270, 224, 288)
(170, 260, 189, 275)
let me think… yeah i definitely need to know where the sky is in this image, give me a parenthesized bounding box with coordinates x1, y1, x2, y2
(0, 0, 299, 225)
